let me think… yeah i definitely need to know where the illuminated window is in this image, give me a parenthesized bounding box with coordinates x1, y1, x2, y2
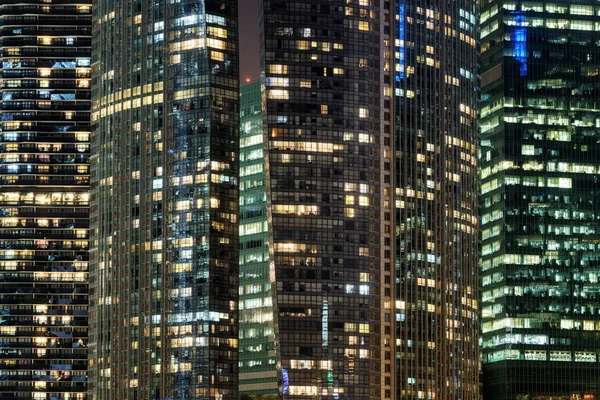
(268, 64, 288, 74)
(210, 51, 225, 61)
(267, 90, 289, 100)
(521, 145, 535, 155)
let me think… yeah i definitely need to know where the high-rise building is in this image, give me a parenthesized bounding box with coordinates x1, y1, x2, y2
(394, 0, 480, 399)
(89, 0, 239, 399)
(260, 1, 395, 399)
(238, 80, 278, 395)
(0, 1, 91, 399)
(480, 1, 600, 399)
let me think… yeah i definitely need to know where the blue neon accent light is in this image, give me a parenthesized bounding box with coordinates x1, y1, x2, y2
(511, 11, 527, 76)
(398, 3, 406, 80)
(282, 368, 289, 395)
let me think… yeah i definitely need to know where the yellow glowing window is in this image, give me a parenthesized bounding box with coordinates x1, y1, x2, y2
(358, 21, 371, 31)
(207, 38, 226, 49)
(176, 201, 190, 211)
(210, 51, 225, 61)
(75, 132, 89, 141)
(344, 183, 356, 191)
(269, 64, 288, 74)
(268, 90, 289, 100)
(296, 40, 310, 50)
(207, 26, 228, 38)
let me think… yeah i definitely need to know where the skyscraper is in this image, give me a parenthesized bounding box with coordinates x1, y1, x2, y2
(480, 1, 600, 399)
(394, 0, 480, 399)
(89, 0, 239, 399)
(239, 80, 278, 395)
(0, 1, 91, 399)
(260, 1, 395, 399)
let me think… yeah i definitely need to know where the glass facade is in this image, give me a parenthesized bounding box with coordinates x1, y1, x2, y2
(0, 0, 91, 399)
(260, 1, 395, 399)
(480, 0, 600, 399)
(89, 0, 239, 399)
(239, 80, 278, 395)
(394, 0, 480, 399)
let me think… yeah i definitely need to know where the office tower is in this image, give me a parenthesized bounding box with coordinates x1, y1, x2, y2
(0, 0, 91, 399)
(480, 1, 600, 399)
(394, 0, 480, 399)
(239, 80, 278, 395)
(261, 1, 395, 399)
(89, 0, 239, 399)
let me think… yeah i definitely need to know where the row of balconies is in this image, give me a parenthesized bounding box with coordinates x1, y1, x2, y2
(0, 232, 88, 240)
(2, 209, 87, 218)
(2, 49, 90, 58)
(0, 176, 89, 186)
(1, 101, 90, 110)
(0, 165, 88, 174)
(0, 26, 91, 37)
(0, 297, 87, 306)
(1, 92, 90, 101)
(0, 124, 89, 133)
(0, 16, 91, 26)
(2, 113, 89, 122)
(0, 81, 85, 90)
(0, 0, 90, 5)
(1, 70, 91, 80)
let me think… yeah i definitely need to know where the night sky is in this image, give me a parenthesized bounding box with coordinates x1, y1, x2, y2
(238, 0, 261, 81)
